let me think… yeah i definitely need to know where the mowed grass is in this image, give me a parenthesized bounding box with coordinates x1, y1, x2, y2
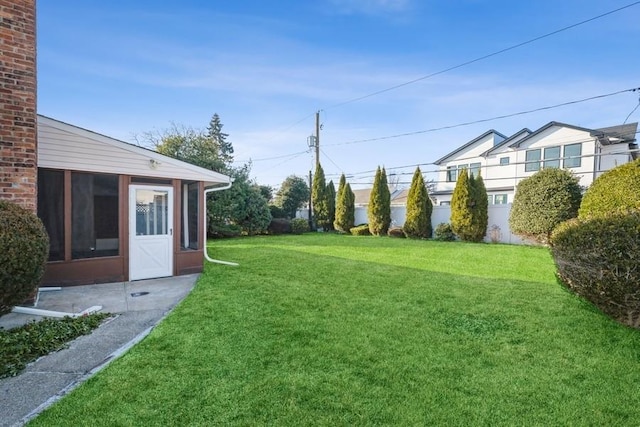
(31, 234, 640, 426)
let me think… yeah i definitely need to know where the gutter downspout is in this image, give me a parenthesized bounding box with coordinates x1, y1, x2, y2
(204, 181, 239, 266)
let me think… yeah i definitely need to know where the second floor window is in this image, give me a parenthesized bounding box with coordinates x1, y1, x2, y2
(564, 143, 582, 168)
(446, 166, 457, 182)
(469, 162, 481, 177)
(525, 149, 541, 172)
(544, 146, 561, 169)
(499, 157, 510, 165)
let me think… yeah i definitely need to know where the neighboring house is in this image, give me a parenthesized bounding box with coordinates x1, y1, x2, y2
(36, 116, 232, 286)
(352, 186, 410, 207)
(433, 121, 638, 205)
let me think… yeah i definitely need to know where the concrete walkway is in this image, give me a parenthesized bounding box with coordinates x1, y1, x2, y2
(0, 274, 199, 427)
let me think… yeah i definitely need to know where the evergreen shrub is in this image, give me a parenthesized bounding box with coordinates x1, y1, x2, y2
(550, 212, 640, 328)
(0, 201, 49, 316)
(509, 168, 582, 244)
(267, 218, 291, 234)
(579, 158, 640, 218)
(433, 223, 456, 241)
(208, 223, 242, 238)
(290, 218, 310, 234)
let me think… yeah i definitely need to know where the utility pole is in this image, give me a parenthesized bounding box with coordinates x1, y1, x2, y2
(315, 110, 320, 169)
(308, 170, 313, 228)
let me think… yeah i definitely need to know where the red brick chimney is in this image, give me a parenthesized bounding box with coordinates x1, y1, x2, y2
(0, 0, 37, 211)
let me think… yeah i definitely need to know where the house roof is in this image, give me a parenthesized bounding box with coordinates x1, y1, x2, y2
(482, 128, 532, 156)
(507, 121, 597, 149)
(37, 115, 231, 187)
(507, 121, 638, 150)
(591, 122, 638, 145)
(434, 129, 508, 165)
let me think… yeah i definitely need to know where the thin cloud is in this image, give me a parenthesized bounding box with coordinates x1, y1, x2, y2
(327, 0, 412, 15)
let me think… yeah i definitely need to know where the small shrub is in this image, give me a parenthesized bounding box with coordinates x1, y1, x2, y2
(433, 223, 456, 241)
(267, 218, 291, 234)
(579, 158, 640, 218)
(550, 212, 640, 328)
(0, 201, 49, 316)
(208, 223, 242, 239)
(350, 224, 371, 236)
(387, 227, 406, 238)
(290, 218, 310, 234)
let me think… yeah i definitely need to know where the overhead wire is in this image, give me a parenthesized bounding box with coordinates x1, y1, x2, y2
(322, 1, 640, 110)
(324, 87, 640, 147)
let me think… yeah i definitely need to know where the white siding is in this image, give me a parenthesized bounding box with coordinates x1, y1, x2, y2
(513, 126, 596, 187)
(37, 116, 230, 185)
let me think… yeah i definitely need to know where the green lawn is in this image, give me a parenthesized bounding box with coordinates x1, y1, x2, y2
(31, 235, 640, 426)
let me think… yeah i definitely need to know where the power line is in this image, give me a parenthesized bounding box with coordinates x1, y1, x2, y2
(324, 87, 639, 147)
(327, 130, 640, 180)
(323, 1, 640, 110)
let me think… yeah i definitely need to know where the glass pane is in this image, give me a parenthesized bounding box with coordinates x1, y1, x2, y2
(564, 143, 582, 168)
(525, 149, 541, 172)
(37, 169, 65, 261)
(447, 167, 457, 182)
(135, 189, 169, 236)
(180, 181, 199, 250)
(500, 157, 509, 165)
(72, 172, 119, 259)
(544, 146, 561, 169)
(469, 162, 481, 177)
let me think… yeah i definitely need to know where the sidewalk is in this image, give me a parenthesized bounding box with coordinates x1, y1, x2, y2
(0, 274, 199, 427)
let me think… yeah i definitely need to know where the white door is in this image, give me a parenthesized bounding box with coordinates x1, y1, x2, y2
(129, 185, 173, 281)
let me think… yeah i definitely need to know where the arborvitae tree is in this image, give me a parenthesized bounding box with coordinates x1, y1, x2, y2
(403, 167, 433, 238)
(336, 174, 346, 207)
(345, 183, 355, 230)
(334, 176, 355, 233)
(368, 166, 391, 236)
(450, 167, 474, 241)
(312, 162, 330, 230)
(326, 180, 336, 231)
(468, 173, 488, 242)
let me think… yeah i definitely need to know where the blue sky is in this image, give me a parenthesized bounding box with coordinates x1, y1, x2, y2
(37, 0, 640, 188)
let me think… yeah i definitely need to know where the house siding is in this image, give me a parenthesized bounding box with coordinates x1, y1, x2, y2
(0, 0, 37, 211)
(38, 117, 230, 185)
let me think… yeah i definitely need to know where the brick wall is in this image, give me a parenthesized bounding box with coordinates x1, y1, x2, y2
(0, 0, 37, 211)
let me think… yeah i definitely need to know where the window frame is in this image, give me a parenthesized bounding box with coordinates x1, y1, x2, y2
(494, 194, 508, 205)
(525, 149, 541, 172)
(563, 143, 582, 168)
(543, 146, 561, 169)
(446, 166, 457, 182)
(499, 157, 510, 166)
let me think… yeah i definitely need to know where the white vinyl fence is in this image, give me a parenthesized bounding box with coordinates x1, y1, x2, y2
(297, 204, 528, 244)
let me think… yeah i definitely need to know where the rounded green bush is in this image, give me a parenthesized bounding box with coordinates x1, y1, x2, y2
(350, 224, 370, 236)
(509, 168, 582, 244)
(290, 218, 310, 234)
(550, 212, 640, 328)
(0, 201, 49, 315)
(579, 158, 640, 218)
(433, 223, 456, 241)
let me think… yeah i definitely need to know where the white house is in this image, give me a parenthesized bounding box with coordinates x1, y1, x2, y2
(432, 121, 638, 205)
